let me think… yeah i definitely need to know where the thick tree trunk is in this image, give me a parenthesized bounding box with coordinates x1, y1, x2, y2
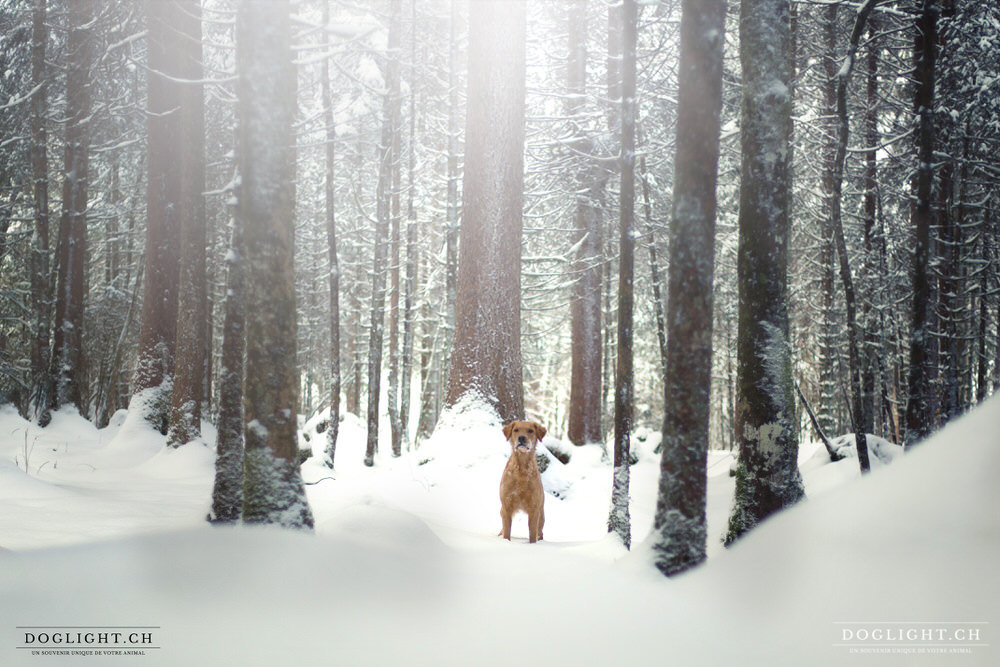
(608, 0, 637, 550)
(649, 0, 726, 577)
(237, 0, 313, 529)
(725, 0, 805, 545)
(566, 0, 606, 448)
(134, 0, 184, 430)
(167, 0, 207, 447)
(904, 0, 939, 448)
(29, 0, 53, 424)
(445, 0, 526, 423)
(51, 0, 94, 415)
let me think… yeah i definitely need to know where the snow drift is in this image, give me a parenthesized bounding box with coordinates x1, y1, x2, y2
(1, 397, 997, 665)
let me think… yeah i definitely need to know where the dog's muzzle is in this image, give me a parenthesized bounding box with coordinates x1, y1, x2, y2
(516, 436, 530, 451)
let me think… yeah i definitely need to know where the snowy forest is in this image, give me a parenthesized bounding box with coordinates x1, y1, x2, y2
(1, 0, 999, 663)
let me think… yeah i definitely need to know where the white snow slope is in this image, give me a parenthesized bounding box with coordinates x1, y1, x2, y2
(1, 395, 997, 666)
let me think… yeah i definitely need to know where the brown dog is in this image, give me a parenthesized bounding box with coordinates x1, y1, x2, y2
(499, 420, 547, 543)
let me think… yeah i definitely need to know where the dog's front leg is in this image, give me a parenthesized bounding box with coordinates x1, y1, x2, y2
(528, 511, 540, 544)
(500, 508, 513, 541)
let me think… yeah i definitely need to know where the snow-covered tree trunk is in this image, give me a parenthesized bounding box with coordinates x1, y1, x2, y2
(400, 9, 419, 450)
(904, 0, 939, 449)
(829, 0, 878, 474)
(209, 195, 246, 524)
(51, 0, 94, 415)
(650, 0, 726, 577)
(365, 2, 400, 467)
(322, 0, 340, 470)
(725, 0, 805, 545)
(28, 0, 53, 425)
(167, 0, 207, 448)
(237, 0, 313, 530)
(386, 0, 403, 459)
(608, 0, 637, 550)
(445, 0, 526, 423)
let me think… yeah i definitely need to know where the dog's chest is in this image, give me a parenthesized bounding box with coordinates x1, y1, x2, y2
(501, 459, 542, 507)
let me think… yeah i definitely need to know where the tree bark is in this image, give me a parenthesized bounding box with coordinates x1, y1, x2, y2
(650, 0, 726, 577)
(445, 0, 526, 423)
(237, 0, 313, 529)
(567, 0, 606, 447)
(725, 0, 805, 545)
(209, 192, 246, 524)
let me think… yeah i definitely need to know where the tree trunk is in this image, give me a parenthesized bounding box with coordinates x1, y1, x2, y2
(608, 0, 637, 550)
(904, 0, 939, 449)
(51, 0, 94, 415)
(400, 4, 418, 450)
(386, 0, 403, 459)
(725, 0, 805, 545)
(445, 0, 526, 423)
(29, 0, 53, 425)
(167, 0, 207, 447)
(829, 0, 878, 473)
(237, 0, 313, 529)
(649, 0, 726, 577)
(134, 0, 184, 430)
(566, 0, 606, 447)
(365, 2, 401, 466)
(209, 190, 246, 524)
(442, 0, 460, 412)
(323, 0, 340, 470)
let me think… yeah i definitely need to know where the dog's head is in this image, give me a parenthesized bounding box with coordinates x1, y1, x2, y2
(502, 420, 547, 454)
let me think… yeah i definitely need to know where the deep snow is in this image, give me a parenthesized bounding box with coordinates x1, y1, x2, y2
(1, 395, 997, 665)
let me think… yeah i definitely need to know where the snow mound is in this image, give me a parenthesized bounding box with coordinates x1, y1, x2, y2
(828, 432, 902, 466)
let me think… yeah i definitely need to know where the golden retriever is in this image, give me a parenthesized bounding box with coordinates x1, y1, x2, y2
(499, 420, 547, 543)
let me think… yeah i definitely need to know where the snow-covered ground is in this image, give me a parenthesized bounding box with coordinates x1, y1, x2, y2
(1, 396, 996, 665)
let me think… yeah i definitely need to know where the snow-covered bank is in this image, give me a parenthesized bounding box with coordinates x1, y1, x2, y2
(1, 397, 997, 665)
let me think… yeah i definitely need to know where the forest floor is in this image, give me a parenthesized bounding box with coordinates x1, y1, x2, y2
(1, 395, 997, 665)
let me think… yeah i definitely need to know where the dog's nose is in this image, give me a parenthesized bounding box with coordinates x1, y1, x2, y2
(518, 436, 527, 445)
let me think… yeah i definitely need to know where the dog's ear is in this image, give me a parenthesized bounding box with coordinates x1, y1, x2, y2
(502, 422, 514, 441)
(533, 422, 547, 441)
